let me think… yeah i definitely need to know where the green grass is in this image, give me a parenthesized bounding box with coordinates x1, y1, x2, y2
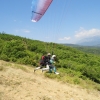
(44, 68, 100, 91)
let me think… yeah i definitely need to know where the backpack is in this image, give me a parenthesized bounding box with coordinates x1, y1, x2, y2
(39, 56, 49, 66)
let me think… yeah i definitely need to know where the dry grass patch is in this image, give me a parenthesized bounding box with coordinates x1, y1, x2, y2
(0, 65, 5, 71)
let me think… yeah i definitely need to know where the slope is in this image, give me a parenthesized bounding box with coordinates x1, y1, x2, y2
(0, 60, 100, 100)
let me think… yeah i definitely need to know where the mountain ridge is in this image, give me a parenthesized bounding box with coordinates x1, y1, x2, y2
(76, 36, 100, 46)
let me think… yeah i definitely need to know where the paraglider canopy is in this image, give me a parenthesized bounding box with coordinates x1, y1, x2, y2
(31, 0, 53, 22)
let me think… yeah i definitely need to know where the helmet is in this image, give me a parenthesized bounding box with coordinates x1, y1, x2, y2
(52, 55, 56, 58)
(47, 53, 51, 55)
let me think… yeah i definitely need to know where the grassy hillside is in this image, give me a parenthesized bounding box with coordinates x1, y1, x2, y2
(0, 32, 100, 90)
(0, 60, 100, 100)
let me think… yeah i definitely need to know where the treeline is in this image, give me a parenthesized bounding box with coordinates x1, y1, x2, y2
(0, 32, 100, 84)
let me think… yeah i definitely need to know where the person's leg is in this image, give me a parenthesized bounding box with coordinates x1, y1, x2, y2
(49, 68, 53, 73)
(49, 65, 53, 73)
(42, 64, 49, 72)
(34, 66, 42, 72)
(53, 66, 59, 75)
(53, 66, 56, 73)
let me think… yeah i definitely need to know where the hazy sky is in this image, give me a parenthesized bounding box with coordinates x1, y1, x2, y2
(0, 0, 100, 44)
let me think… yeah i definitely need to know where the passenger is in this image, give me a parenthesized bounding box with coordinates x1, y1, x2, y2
(42, 53, 51, 72)
(34, 53, 51, 72)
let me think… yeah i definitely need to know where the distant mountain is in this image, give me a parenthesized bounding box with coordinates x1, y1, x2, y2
(61, 43, 80, 47)
(76, 36, 100, 46)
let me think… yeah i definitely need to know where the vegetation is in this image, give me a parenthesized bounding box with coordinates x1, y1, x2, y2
(66, 44, 100, 55)
(0, 32, 100, 90)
